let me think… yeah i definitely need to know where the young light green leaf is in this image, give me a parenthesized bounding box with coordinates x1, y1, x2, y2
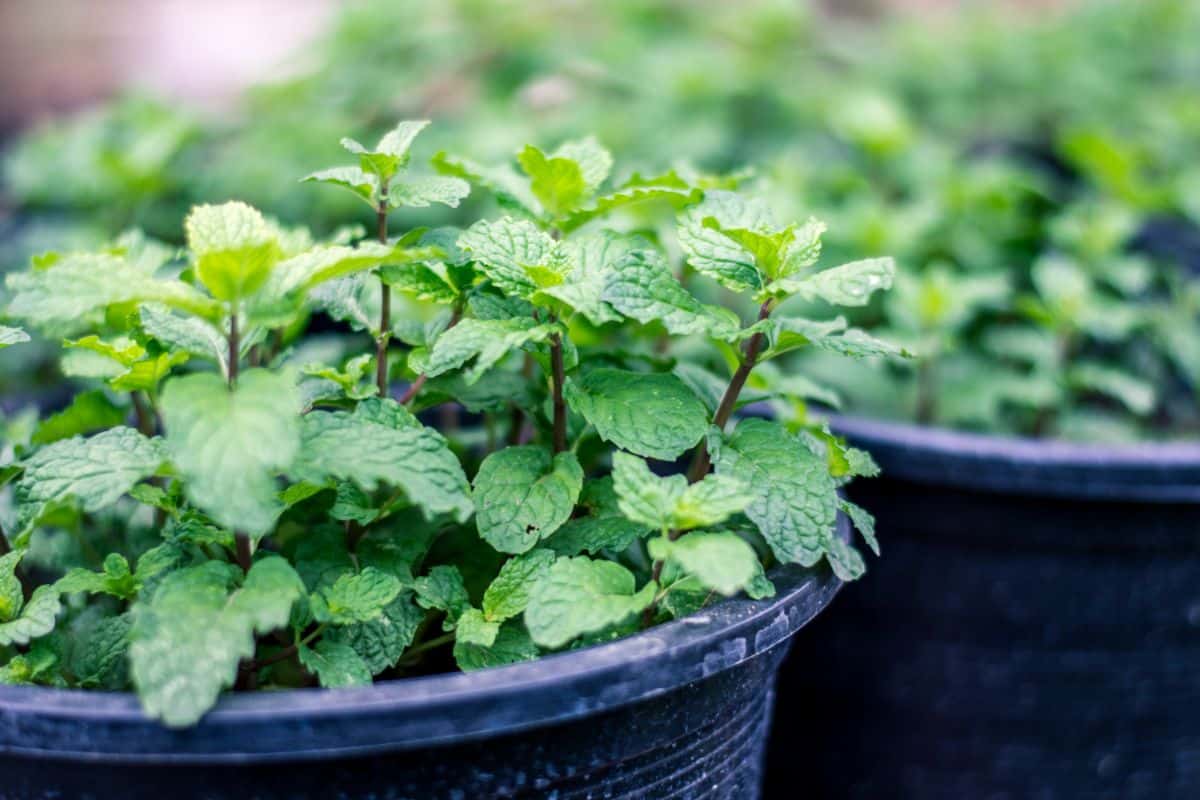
(455, 607, 500, 647)
(482, 548, 556, 622)
(473, 447, 583, 554)
(710, 418, 838, 568)
(161, 369, 302, 537)
(560, 171, 701, 233)
(525, 556, 656, 649)
(0, 586, 62, 647)
(129, 558, 303, 727)
(677, 191, 774, 292)
(647, 531, 760, 597)
(341, 120, 429, 183)
(565, 369, 709, 461)
(390, 175, 471, 209)
(298, 640, 373, 688)
(293, 398, 472, 523)
(301, 166, 378, 206)
(310, 567, 403, 625)
(518, 144, 589, 218)
(185, 202, 281, 303)
(432, 151, 541, 217)
(611, 452, 752, 531)
(0, 552, 23, 623)
(55, 553, 138, 599)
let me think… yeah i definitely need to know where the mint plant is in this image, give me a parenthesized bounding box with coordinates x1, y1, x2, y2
(0, 124, 898, 727)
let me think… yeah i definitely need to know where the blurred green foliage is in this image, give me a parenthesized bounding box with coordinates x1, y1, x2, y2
(2, 0, 1199, 440)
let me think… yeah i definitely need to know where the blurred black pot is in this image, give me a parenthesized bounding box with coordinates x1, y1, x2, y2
(772, 416, 1200, 799)
(0, 552, 842, 800)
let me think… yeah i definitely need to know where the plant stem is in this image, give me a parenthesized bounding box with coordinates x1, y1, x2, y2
(685, 300, 772, 484)
(235, 534, 253, 573)
(397, 631, 456, 665)
(644, 300, 773, 628)
(249, 624, 327, 671)
(915, 357, 936, 426)
(132, 391, 156, 437)
(398, 305, 463, 406)
(228, 311, 240, 387)
(0, 521, 10, 557)
(375, 196, 391, 397)
(549, 332, 568, 453)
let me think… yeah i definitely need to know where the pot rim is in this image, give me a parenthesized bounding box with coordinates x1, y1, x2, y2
(830, 414, 1200, 502)
(0, 520, 845, 763)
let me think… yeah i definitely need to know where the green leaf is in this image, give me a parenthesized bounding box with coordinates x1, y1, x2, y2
(709, 418, 838, 568)
(601, 248, 738, 338)
(0, 586, 62, 647)
(1069, 363, 1157, 415)
(63, 335, 146, 366)
(473, 447, 583, 554)
(325, 592, 423, 675)
(839, 499, 879, 556)
(55, 553, 138, 599)
(272, 242, 437, 295)
(647, 531, 761, 596)
(140, 304, 230, 371)
(414, 565, 470, 625)
(482, 548, 556, 622)
(677, 191, 774, 292)
(70, 613, 132, 689)
(161, 369, 301, 537)
(0, 551, 23, 623)
(342, 119, 429, 183)
(17, 427, 167, 518)
(455, 607, 500, 647)
(432, 151, 541, 217)
(0, 326, 30, 349)
(418, 317, 558, 384)
(185, 202, 281, 303)
(294, 398, 472, 523)
(310, 567, 402, 625)
(301, 166, 378, 205)
(380, 261, 460, 305)
(611, 452, 752, 531)
(518, 145, 589, 218)
(390, 175, 471, 209)
(453, 620, 539, 671)
(773, 257, 895, 306)
(129, 557, 304, 727)
(5, 253, 222, 331)
(525, 556, 656, 649)
(560, 170, 701, 233)
(31, 390, 126, 445)
(298, 640, 372, 688)
(565, 369, 709, 461)
(109, 352, 188, 393)
(458, 217, 565, 299)
(532, 232, 631, 326)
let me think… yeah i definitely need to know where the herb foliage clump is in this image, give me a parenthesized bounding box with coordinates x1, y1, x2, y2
(0, 123, 901, 726)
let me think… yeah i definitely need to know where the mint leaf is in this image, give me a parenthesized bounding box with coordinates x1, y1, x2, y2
(1069, 362, 1156, 415)
(455, 607, 500, 647)
(418, 317, 558, 384)
(140, 304, 232, 373)
(414, 565, 470, 626)
(342, 119, 429, 183)
(390, 175, 471, 209)
(299, 640, 373, 688)
(453, 621, 539, 672)
(532, 232, 629, 326)
(161, 369, 301, 537)
(325, 592, 423, 675)
(0, 326, 29, 349)
(129, 557, 303, 727)
(677, 191, 774, 292)
(839, 498, 879, 556)
(611, 452, 752, 531)
(561, 170, 701, 233)
(647, 531, 760, 596)
(601, 248, 738, 337)
(433, 151, 541, 217)
(301, 166, 378, 205)
(17, 427, 166, 520)
(472, 446, 583, 554)
(185, 202, 281, 303)
(458, 217, 564, 298)
(0, 552, 24, 623)
(5, 253, 221, 331)
(294, 398, 472, 523)
(525, 556, 656, 649)
(710, 418, 838, 568)
(0, 586, 62, 647)
(55, 553, 137, 599)
(482, 548, 556, 622)
(774, 257, 895, 306)
(518, 145, 589, 217)
(273, 242, 437, 295)
(565, 369, 709, 460)
(310, 567, 403, 625)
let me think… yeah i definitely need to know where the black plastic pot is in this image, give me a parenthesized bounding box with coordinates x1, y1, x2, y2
(773, 416, 1200, 799)
(0, 547, 842, 800)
